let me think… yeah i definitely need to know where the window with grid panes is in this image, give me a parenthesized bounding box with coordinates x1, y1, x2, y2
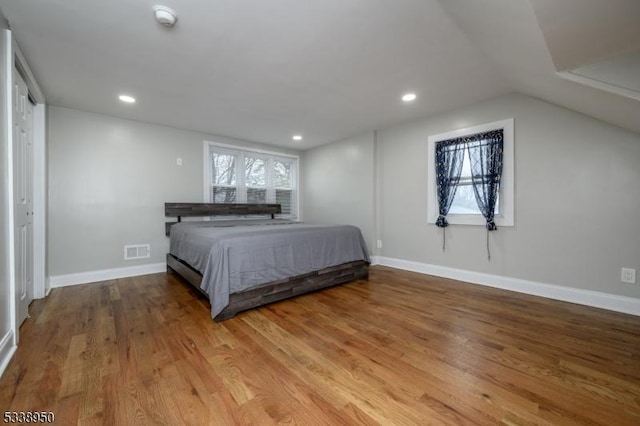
(205, 142, 298, 218)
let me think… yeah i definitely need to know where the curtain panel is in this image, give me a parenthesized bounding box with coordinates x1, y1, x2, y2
(434, 141, 466, 228)
(467, 130, 504, 231)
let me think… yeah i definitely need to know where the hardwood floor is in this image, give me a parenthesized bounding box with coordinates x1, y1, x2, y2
(2, 266, 640, 425)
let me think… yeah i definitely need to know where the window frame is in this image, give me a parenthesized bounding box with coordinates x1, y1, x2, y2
(203, 141, 299, 219)
(427, 118, 514, 227)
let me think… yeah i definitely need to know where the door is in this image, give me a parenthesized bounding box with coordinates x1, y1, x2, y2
(13, 70, 34, 327)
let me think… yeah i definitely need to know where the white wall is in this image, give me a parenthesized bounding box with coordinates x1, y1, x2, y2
(376, 93, 640, 299)
(301, 93, 640, 303)
(47, 106, 300, 278)
(301, 131, 376, 254)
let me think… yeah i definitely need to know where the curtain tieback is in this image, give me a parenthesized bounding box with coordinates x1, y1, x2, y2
(486, 220, 497, 261)
(436, 215, 449, 252)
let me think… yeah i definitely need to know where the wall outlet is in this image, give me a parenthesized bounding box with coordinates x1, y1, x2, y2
(176, 157, 183, 166)
(376, 240, 383, 249)
(621, 268, 636, 284)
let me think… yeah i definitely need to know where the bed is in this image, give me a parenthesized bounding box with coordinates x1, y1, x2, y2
(165, 202, 370, 321)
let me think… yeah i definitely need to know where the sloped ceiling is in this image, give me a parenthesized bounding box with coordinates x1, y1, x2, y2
(529, 0, 640, 102)
(438, 0, 640, 136)
(528, 0, 640, 71)
(0, 0, 638, 149)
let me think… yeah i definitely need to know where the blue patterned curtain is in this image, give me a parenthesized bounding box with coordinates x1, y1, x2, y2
(434, 129, 504, 257)
(435, 140, 465, 228)
(467, 130, 504, 231)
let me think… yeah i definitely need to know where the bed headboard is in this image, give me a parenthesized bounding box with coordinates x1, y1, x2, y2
(164, 202, 282, 236)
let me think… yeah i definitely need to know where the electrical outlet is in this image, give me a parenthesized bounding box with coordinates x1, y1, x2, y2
(376, 240, 383, 249)
(621, 268, 636, 284)
(176, 157, 183, 166)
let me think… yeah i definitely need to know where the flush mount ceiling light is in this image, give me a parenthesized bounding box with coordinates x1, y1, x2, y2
(118, 94, 136, 103)
(292, 135, 303, 141)
(153, 5, 178, 27)
(402, 93, 417, 102)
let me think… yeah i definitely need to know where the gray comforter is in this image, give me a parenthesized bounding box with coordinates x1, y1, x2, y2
(169, 219, 370, 317)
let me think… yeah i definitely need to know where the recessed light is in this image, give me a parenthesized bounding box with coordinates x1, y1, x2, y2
(119, 95, 136, 103)
(292, 135, 303, 141)
(402, 93, 417, 102)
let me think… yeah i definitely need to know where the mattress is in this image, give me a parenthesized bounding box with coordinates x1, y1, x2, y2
(169, 219, 370, 317)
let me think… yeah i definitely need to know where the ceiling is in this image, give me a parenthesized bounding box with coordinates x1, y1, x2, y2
(0, 0, 638, 150)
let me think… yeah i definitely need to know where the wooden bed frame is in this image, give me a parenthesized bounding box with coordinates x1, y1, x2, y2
(165, 202, 369, 321)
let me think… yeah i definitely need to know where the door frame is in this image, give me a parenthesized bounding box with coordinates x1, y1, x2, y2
(5, 31, 45, 347)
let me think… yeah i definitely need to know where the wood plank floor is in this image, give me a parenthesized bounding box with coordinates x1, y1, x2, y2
(1, 266, 640, 425)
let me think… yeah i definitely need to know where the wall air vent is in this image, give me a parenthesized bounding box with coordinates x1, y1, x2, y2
(124, 244, 151, 260)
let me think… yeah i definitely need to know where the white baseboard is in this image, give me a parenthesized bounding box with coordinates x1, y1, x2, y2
(48, 262, 166, 288)
(0, 330, 16, 379)
(375, 256, 640, 316)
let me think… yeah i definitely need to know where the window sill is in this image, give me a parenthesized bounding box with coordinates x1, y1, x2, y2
(428, 214, 513, 227)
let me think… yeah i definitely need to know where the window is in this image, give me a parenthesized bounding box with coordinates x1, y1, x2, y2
(449, 144, 501, 215)
(427, 118, 514, 226)
(211, 152, 237, 203)
(204, 142, 299, 218)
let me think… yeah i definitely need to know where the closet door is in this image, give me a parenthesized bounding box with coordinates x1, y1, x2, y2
(13, 70, 34, 328)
